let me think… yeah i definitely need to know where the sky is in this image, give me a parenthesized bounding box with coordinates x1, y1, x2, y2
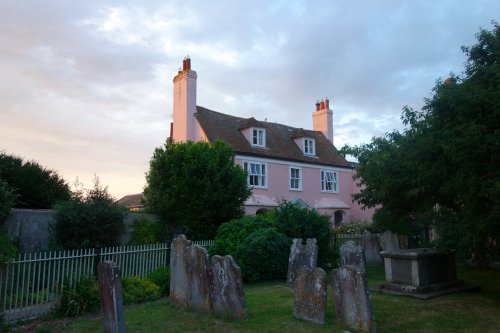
(0, 1, 498, 200)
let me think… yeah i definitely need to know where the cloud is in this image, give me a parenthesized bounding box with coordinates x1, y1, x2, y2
(0, 0, 498, 198)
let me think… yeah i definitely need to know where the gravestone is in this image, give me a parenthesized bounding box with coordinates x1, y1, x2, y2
(379, 230, 400, 252)
(189, 244, 211, 311)
(332, 265, 376, 333)
(98, 261, 126, 333)
(287, 238, 318, 286)
(340, 240, 366, 273)
(293, 267, 327, 324)
(170, 234, 191, 307)
(360, 231, 383, 265)
(210, 255, 247, 320)
(377, 248, 477, 299)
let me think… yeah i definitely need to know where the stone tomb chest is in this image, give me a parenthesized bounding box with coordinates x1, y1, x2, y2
(378, 248, 475, 299)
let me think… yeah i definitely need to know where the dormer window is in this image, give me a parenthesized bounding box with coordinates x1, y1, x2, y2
(303, 138, 315, 156)
(252, 128, 266, 147)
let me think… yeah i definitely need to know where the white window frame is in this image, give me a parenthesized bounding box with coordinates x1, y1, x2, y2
(321, 170, 338, 192)
(303, 138, 315, 156)
(289, 166, 302, 191)
(244, 161, 267, 188)
(251, 128, 266, 148)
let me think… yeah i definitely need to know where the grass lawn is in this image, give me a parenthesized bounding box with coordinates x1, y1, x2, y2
(11, 265, 500, 333)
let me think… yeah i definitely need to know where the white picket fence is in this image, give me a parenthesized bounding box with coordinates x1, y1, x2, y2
(0, 240, 214, 323)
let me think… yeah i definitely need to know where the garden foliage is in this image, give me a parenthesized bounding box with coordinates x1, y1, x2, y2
(147, 266, 170, 296)
(129, 215, 161, 245)
(237, 227, 291, 283)
(212, 201, 333, 282)
(0, 152, 71, 209)
(144, 140, 251, 240)
(122, 275, 161, 304)
(54, 176, 125, 249)
(273, 201, 333, 266)
(57, 277, 100, 317)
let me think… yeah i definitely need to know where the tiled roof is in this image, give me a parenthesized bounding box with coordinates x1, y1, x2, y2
(195, 106, 352, 168)
(117, 194, 144, 208)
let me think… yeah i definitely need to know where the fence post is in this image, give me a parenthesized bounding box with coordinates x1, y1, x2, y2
(98, 261, 126, 333)
(94, 247, 101, 277)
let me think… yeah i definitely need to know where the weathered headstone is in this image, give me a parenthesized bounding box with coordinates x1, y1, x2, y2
(189, 244, 211, 311)
(360, 231, 383, 265)
(340, 240, 366, 273)
(170, 234, 191, 308)
(379, 230, 400, 252)
(98, 261, 126, 333)
(293, 267, 327, 324)
(210, 255, 247, 320)
(287, 238, 318, 286)
(332, 265, 376, 333)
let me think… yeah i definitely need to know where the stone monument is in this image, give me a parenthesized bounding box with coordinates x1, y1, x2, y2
(360, 231, 383, 265)
(293, 267, 327, 324)
(332, 265, 376, 333)
(340, 240, 366, 273)
(287, 238, 318, 286)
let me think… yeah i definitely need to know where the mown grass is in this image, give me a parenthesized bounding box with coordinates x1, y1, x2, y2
(11, 265, 500, 333)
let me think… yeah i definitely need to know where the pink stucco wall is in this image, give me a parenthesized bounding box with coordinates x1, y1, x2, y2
(348, 169, 377, 221)
(235, 156, 365, 223)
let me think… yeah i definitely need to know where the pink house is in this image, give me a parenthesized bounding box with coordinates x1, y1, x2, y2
(170, 57, 373, 225)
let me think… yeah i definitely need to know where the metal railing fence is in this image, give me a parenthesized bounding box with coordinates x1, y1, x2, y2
(0, 240, 214, 323)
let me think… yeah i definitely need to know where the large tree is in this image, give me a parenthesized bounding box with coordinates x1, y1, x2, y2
(144, 140, 251, 240)
(0, 152, 71, 209)
(343, 23, 500, 265)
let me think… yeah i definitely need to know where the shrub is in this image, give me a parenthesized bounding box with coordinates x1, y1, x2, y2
(237, 228, 291, 283)
(147, 266, 170, 296)
(57, 277, 100, 317)
(129, 216, 160, 245)
(0, 231, 16, 264)
(332, 219, 374, 234)
(273, 201, 333, 267)
(211, 215, 273, 256)
(122, 276, 161, 304)
(54, 176, 125, 249)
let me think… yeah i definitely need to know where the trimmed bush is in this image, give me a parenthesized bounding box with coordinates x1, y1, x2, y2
(122, 276, 161, 304)
(147, 266, 170, 296)
(237, 228, 291, 283)
(273, 201, 333, 267)
(210, 215, 273, 256)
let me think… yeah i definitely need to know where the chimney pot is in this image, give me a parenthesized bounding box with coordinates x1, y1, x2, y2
(182, 58, 187, 71)
(186, 57, 191, 70)
(315, 100, 320, 111)
(320, 99, 325, 110)
(325, 98, 329, 109)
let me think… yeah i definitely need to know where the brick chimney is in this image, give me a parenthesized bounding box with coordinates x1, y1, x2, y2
(312, 97, 334, 145)
(172, 56, 197, 142)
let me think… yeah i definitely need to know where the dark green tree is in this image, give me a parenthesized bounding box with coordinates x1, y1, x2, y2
(54, 176, 125, 249)
(144, 140, 251, 240)
(0, 179, 17, 263)
(0, 178, 16, 222)
(0, 152, 71, 208)
(342, 23, 500, 265)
